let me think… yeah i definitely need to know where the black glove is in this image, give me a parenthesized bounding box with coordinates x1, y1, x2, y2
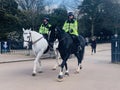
(69, 29, 73, 33)
(46, 25, 50, 29)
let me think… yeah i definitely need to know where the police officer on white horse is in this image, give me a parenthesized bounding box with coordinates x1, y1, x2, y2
(39, 17, 51, 41)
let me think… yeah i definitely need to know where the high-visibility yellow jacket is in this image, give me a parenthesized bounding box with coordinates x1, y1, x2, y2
(39, 23, 51, 34)
(63, 19, 78, 36)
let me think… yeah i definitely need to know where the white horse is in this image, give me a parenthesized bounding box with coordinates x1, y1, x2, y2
(23, 28, 60, 76)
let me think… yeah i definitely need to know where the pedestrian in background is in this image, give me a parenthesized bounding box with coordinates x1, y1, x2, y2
(85, 37, 89, 46)
(90, 37, 97, 55)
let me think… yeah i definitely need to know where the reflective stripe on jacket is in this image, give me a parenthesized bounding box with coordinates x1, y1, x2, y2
(39, 24, 51, 34)
(63, 20, 78, 36)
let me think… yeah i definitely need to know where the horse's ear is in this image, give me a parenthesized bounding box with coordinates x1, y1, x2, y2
(23, 28, 25, 32)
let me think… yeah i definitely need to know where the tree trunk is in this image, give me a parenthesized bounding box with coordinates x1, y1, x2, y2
(91, 19, 94, 37)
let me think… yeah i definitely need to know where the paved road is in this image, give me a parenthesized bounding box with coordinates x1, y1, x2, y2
(0, 43, 120, 90)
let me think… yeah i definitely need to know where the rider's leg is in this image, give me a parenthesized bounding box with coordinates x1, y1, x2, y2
(43, 34, 48, 41)
(77, 39, 82, 49)
(73, 35, 82, 51)
(71, 35, 82, 52)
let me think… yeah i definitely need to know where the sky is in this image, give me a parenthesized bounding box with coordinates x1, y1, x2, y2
(52, 0, 83, 5)
(45, 0, 83, 11)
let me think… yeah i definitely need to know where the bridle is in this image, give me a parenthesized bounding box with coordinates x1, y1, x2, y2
(23, 32, 43, 45)
(32, 37, 43, 45)
(23, 32, 31, 45)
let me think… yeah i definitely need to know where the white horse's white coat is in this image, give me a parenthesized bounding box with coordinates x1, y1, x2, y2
(23, 28, 48, 75)
(23, 28, 60, 75)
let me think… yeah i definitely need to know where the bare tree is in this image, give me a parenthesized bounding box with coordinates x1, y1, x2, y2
(58, 0, 81, 11)
(16, 0, 45, 13)
(15, 0, 46, 29)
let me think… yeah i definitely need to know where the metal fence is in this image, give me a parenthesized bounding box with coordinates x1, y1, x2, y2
(0, 40, 30, 55)
(0, 40, 56, 59)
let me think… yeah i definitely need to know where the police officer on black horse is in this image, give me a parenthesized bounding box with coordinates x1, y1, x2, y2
(63, 12, 81, 52)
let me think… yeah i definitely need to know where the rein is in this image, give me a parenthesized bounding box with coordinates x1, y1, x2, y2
(59, 36, 68, 42)
(51, 28, 71, 43)
(57, 33, 71, 43)
(29, 32, 44, 45)
(24, 40, 30, 42)
(32, 37, 43, 45)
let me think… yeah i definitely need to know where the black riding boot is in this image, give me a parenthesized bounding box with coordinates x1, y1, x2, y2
(76, 37, 82, 52)
(71, 35, 82, 52)
(43, 34, 48, 41)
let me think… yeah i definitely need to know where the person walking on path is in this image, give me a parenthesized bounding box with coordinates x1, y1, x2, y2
(90, 38, 97, 55)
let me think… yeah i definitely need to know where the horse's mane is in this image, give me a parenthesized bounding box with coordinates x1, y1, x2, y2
(56, 27, 70, 37)
(49, 25, 71, 42)
(31, 31, 43, 37)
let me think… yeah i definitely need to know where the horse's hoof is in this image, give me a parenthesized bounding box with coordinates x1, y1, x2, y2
(58, 64, 61, 67)
(65, 72, 69, 76)
(38, 71, 43, 73)
(57, 75, 64, 82)
(52, 68, 56, 70)
(80, 67, 82, 69)
(58, 75, 63, 79)
(32, 73, 36, 76)
(74, 71, 79, 74)
(57, 75, 63, 82)
(57, 78, 64, 82)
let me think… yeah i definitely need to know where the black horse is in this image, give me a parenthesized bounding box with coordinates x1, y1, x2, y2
(49, 26, 86, 80)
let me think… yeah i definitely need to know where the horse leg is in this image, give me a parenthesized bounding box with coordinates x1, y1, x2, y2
(76, 63, 82, 73)
(53, 50, 58, 70)
(58, 54, 69, 80)
(38, 59, 43, 73)
(32, 50, 44, 76)
(58, 60, 65, 79)
(56, 50, 61, 66)
(52, 50, 61, 70)
(74, 50, 84, 73)
(64, 62, 69, 76)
